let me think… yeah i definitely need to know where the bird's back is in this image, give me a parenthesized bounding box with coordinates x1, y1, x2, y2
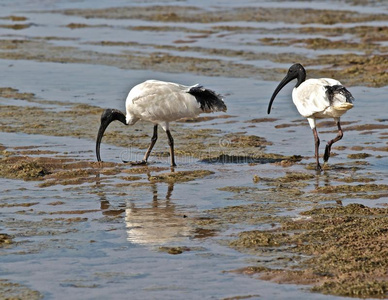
(293, 78, 353, 118)
(125, 80, 226, 125)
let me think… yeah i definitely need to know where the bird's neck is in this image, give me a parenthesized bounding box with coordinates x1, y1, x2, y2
(112, 109, 127, 125)
(295, 70, 306, 88)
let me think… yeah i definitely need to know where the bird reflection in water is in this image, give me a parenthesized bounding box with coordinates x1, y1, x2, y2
(95, 169, 195, 246)
(125, 182, 192, 246)
(314, 171, 343, 206)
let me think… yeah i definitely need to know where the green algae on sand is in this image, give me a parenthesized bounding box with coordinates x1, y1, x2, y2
(0, 233, 13, 247)
(149, 170, 214, 183)
(230, 204, 388, 298)
(0, 279, 43, 300)
(0, 155, 52, 180)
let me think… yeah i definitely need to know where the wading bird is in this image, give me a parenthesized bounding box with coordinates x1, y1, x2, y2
(96, 80, 226, 166)
(267, 63, 354, 170)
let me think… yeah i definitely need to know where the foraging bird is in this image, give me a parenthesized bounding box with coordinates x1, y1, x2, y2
(267, 63, 354, 170)
(96, 80, 226, 166)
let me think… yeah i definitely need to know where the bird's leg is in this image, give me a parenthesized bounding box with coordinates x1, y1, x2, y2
(312, 127, 321, 171)
(166, 130, 177, 167)
(324, 120, 343, 163)
(142, 125, 158, 163)
(127, 125, 158, 165)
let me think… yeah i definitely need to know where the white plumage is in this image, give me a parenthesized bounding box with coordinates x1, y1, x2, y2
(126, 80, 206, 130)
(292, 78, 353, 128)
(268, 64, 354, 170)
(96, 80, 226, 166)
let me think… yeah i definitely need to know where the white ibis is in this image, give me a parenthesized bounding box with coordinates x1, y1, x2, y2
(96, 80, 226, 166)
(267, 63, 354, 170)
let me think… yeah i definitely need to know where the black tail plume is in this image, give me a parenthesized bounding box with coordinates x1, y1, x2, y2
(325, 85, 354, 104)
(188, 86, 227, 112)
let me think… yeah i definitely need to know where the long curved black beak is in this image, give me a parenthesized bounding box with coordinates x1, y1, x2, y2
(96, 109, 127, 162)
(267, 74, 296, 114)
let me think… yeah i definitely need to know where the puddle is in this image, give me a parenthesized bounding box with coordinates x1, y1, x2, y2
(0, 0, 387, 299)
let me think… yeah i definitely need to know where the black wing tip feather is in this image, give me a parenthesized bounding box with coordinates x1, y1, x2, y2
(325, 85, 354, 104)
(188, 86, 227, 112)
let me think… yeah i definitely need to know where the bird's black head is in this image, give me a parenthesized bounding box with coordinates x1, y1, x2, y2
(100, 108, 122, 124)
(287, 63, 306, 88)
(96, 108, 127, 162)
(267, 63, 307, 114)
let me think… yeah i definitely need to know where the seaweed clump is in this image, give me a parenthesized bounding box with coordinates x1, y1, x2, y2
(230, 204, 388, 298)
(0, 155, 51, 180)
(149, 169, 214, 183)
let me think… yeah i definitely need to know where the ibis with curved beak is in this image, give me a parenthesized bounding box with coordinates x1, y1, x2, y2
(96, 80, 226, 167)
(268, 64, 354, 170)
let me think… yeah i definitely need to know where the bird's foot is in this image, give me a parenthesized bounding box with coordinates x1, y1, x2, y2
(122, 160, 148, 166)
(316, 163, 322, 173)
(322, 161, 331, 171)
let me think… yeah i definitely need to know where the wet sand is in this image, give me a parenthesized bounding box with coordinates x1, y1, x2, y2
(1, 0, 387, 299)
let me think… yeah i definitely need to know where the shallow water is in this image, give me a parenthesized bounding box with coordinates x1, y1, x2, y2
(1, 1, 387, 299)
